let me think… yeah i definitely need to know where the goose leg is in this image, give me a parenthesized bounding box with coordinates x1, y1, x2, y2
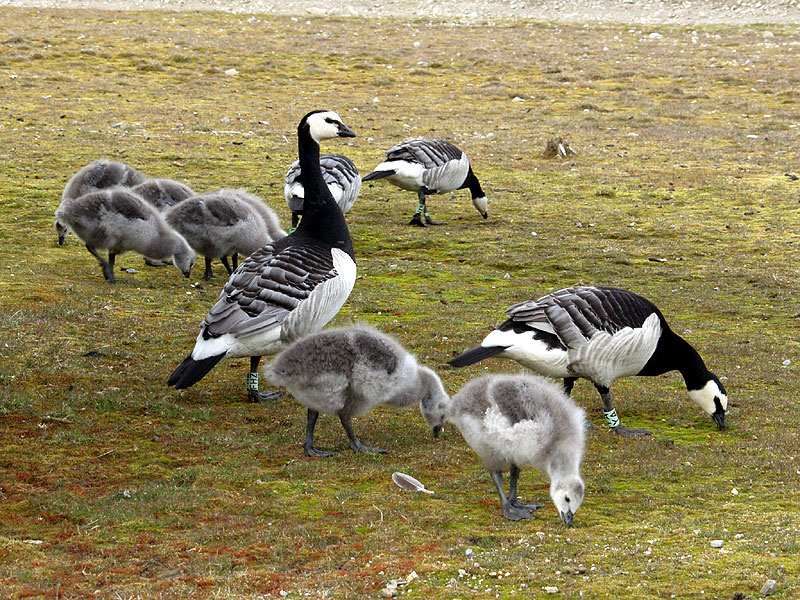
(232, 253, 239, 271)
(290, 211, 300, 231)
(563, 377, 577, 396)
(203, 257, 214, 281)
(144, 257, 172, 267)
(220, 255, 233, 275)
(409, 192, 428, 227)
(508, 464, 543, 511)
(595, 384, 651, 437)
(87, 245, 114, 282)
(339, 414, 387, 454)
(248, 356, 283, 403)
(304, 409, 334, 457)
(490, 470, 534, 521)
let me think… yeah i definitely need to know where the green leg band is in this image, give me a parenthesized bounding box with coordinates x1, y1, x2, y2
(604, 408, 620, 429)
(247, 372, 259, 393)
(288, 226, 297, 234)
(415, 202, 425, 215)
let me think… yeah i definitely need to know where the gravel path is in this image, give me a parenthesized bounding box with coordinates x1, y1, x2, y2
(1, 0, 799, 24)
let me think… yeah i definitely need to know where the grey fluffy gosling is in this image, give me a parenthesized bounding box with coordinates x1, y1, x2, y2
(55, 159, 147, 245)
(131, 178, 195, 211)
(265, 325, 449, 457)
(421, 374, 586, 526)
(54, 188, 196, 282)
(164, 189, 284, 281)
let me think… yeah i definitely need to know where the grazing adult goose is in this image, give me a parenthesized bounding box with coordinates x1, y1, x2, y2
(363, 139, 488, 227)
(54, 188, 196, 282)
(165, 189, 284, 281)
(168, 110, 357, 403)
(420, 374, 585, 525)
(264, 325, 449, 457)
(55, 159, 147, 245)
(284, 153, 361, 231)
(449, 286, 728, 436)
(131, 178, 195, 211)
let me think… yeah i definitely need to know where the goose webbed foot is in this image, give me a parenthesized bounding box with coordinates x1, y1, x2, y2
(303, 443, 335, 458)
(509, 499, 543, 511)
(424, 213, 446, 225)
(248, 389, 283, 403)
(409, 213, 428, 227)
(501, 501, 535, 521)
(349, 440, 388, 454)
(340, 415, 387, 454)
(144, 257, 172, 267)
(612, 425, 652, 437)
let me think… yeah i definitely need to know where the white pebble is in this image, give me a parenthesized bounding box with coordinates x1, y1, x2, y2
(731, 488, 739, 495)
(710, 540, 724, 548)
(543, 586, 559, 594)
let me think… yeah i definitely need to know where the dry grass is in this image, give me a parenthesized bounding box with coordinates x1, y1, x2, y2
(1, 7, 798, 599)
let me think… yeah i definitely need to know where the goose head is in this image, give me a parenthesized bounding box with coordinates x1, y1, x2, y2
(550, 476, 585, 528)
(471, 195, 489, 219)
(688, 374, 728, 430)
(419, 368, 449, 438)
(54, 218, 69, 245)
(302, 110, 356, 143)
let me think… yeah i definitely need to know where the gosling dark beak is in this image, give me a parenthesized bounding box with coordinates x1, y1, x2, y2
(337, 123, 356, 138)
(58, 236, 65, 245)
(481, 212, 488, 219)
(183, 271, 191, 278)
(432, 425, 442, 438)
(712, 409, 726, 430)
(560, 510, 574, 528)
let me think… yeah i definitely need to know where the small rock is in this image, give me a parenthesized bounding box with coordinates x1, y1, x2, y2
(710, 539, 724, 548)
(760, 579, 778, 597)
(543, 586, 559, 594)
(781, 359, 791, 367)
(734, 533, 745, 539)
(465, 548, 474, 557)
(379, 589, 396, 598)
(224, 68, 239, 76)
(648, 32, 663, 39)
(731, 488, 739, 495)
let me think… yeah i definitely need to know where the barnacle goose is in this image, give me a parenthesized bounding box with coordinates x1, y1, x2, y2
(363, 139, 488, 227)
(421, 374, 585, 525)
(449, 286, 728, 436)
(284, 153, 361, 232)
(168, 110, 357, 403)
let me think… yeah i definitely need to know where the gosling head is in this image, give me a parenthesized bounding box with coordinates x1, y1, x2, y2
(550, 476, 585, 528)
(302, 110, 356, 143)
(54, 218, 68, 245)
(687, 374, 728, 430)
(418, 367, 449, 438)
(173, 245, 196, 278)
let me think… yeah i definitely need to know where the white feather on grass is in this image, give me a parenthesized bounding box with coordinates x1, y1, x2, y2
(392, 472, 434, 494)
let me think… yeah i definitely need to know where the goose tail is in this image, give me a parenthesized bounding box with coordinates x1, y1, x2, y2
(363, 170, 396, 182)
(448, 345, 508, 368)
(167, 351, 227, 389)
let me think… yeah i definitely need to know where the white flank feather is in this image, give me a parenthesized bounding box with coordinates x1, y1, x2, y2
(392, 472, 434, 494)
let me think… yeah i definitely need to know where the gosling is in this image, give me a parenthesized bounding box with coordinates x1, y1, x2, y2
(54, 188, 196, 282)
(421, 373, 585, 525)
(131, 178, 195, 211)
(264, 325, 449, 457)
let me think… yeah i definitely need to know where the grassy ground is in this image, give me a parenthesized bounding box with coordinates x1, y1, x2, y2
(0, 7, 798, 599)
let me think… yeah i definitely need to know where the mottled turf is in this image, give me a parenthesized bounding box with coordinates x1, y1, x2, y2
(0, 7, 798, 599)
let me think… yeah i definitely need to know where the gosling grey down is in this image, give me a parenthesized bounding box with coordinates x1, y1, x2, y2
(421, 374, 585, 525)
(264, 325, 449, 457)
(55, 159, 147, 245)
(165, 189, 284, 281)
(449, 286, 728, 436)
(363, 139, 488, 227)
(131, 178, 195, 211)
(284, 153, 361, 231)
(54, 188, 196, 282)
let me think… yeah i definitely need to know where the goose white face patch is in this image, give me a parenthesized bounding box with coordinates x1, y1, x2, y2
(307, 111, 345, 142)
(688, 380, 728, 415)
(472, 195, 488, 217)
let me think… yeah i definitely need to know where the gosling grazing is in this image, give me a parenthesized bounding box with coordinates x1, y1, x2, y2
(284, 153, 361, 230)
(168, 110, 357, 403)
(449, 286, 728, 436)
(54, 188, 195, 282)
(55, 159, 147, 245)
(164, 189, 283, 281)
(264, 325, 449, 457)
(131, 178, 195, 211)
(420, 374, 585, 525)
(363, 139, 487, 227)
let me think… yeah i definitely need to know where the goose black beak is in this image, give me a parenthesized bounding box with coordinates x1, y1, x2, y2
(712, 409, 726, 430)
(337, 123, 356, 138)
(432, 425, 442, 438)
(560, 510, 574, 528)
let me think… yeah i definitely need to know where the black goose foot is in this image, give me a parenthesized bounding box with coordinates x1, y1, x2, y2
(350, 440, 388, 454)
(612, 425, 652, 437)
(304, 443, 335, 458)
(510, 499, 543, 511)
(501, 502, 534, 521)
(248, 389, 283, 403)
(409, 213, 428, 227)
(424, 213, 446, 225)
